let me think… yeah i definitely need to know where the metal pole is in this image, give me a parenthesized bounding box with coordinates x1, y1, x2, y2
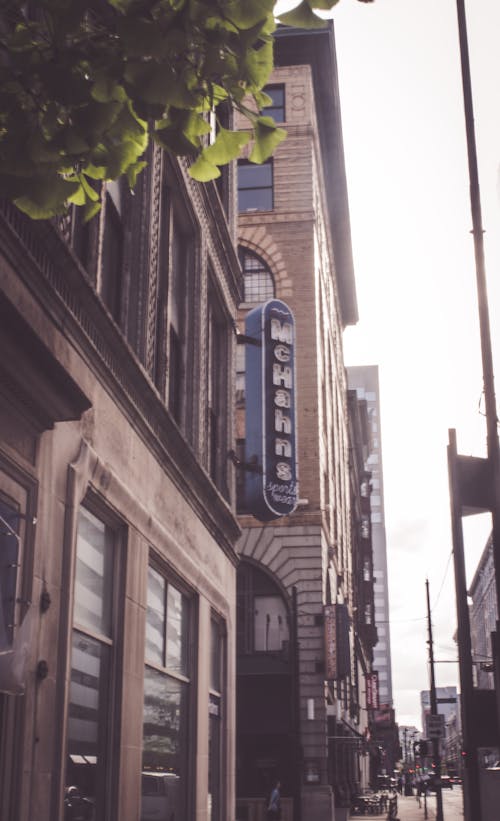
(455, 1, 500, 812)
(455, 0, 500, 620)
(447, 430, 482, 821)
(426, 579, 444, 821)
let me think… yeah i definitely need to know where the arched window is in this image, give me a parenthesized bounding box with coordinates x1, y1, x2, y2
(237, 562, 289, 655)
(238, 247, 275, 304)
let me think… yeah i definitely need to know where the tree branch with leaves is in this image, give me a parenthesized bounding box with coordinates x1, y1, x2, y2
(0, 0, 372, 220)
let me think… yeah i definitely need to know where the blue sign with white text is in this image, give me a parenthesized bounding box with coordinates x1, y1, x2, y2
(245, 299, 298, 521)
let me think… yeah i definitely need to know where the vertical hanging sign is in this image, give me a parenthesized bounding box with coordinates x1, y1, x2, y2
(245, 299, 298, 521)
(366, 672, 380, 710)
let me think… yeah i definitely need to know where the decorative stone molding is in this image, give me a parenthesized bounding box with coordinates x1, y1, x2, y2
(237, 227, 290, 299)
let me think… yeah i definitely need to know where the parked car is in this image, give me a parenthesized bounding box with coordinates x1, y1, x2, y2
(141, 772, 180, 821)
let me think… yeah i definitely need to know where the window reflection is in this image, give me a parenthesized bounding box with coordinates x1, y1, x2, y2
(142, 570, 190, 821)
(66, 506, 115, 821)
(254, 595, 289, 652)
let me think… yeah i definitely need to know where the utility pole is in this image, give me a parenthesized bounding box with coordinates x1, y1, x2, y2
(426, 579, 444, 821)
(456, 0, 500, 718)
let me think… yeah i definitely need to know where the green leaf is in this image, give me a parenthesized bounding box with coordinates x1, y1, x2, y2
(249, 118, 287, 163)
(126, 160, 147, 189)
(204, 126, 251, 165)
(79, 175, 100, 202)
(277, 1, 329, 29)
(14, 175, 80, 220)
(83, 199, 102, 223)
(188, 153, 221, 182)
(222, 0, 275, 30)
(243, 39, 273, 90)
(67, 184, 87, 206)
(125, 62, 199, 108)
(254, 90, 273, 110)
(91, 76, 127, 104)
(116, 17, 168, 59)
(105, 140, 143, 178)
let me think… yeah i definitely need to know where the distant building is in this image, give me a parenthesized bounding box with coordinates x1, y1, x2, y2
(399, 725, 421, 768)
(420, 686, 460, 738)
(469, 534, 497, 689)
(347, 366, 393, 708)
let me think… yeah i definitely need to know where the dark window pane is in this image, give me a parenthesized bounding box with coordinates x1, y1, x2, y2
(66, 631, 111, 818)
(168, 327, 183, 425)
(238, 163, 272, 188)
(0, 497, 19, 649)
(263, 85, 285, 122)
(101, 193, 123, 323)
(209, 695, 221, 821)
(210, 620, 221, 693)
(237, 161, 273, 213)
(238, 188, 273, 212)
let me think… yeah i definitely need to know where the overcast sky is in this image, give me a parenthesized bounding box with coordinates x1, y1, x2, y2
(329, 0, 500, 728)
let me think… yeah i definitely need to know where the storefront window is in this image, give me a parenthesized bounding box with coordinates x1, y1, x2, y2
(66, 506, 116, 821)
(142, 567, 191, 821)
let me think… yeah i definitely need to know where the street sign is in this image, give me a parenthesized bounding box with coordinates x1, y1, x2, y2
(426, 714, 445, 739)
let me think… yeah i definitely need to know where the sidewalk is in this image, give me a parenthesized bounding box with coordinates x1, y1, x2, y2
(348, 792, 463, 821)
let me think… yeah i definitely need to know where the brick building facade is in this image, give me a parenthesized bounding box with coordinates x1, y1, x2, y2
(234, 25, 377, 821)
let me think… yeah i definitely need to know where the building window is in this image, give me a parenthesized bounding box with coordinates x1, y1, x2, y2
(66, 505, 118, 819)
(207, 279, 230, 497)
(0, 495, 21, 649)
(238, 247, 274, 304)
(167, 209, 195, 430)
(237, 563, 289, 655)
(209, 616, 225, 821)
(263, 84, 285, 123)
(253, 595, 289, 652)
(101, 180, 125, 324)
(237, 160, 273, 213)
(142, 566, 192, 821)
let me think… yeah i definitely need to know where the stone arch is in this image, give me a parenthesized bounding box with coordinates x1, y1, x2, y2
(238, 226, 293, 300)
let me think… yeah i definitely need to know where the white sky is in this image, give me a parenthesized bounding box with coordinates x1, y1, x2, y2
(329, 0, 500, 728)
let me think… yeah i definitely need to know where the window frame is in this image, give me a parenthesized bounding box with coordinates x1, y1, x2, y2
(238, 247, 275, 305)
(0, 457, 37, 820)
(206, 274, 231, 498)
(155, 166, 200, 441)
(208, 613, 226, 821)
(237, 159, 274, 213)
(142, 557, 197, 821)
(65, 499, 125, 821)
(263, 84, 286, 123)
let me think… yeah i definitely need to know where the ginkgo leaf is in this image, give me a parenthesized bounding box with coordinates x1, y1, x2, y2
(204, 127, 251, 165)
(189, 153, 222, 182)
(249, 119, 287, 163)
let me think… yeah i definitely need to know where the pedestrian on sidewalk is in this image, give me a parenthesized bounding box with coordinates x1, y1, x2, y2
(267, 780, 281, 821)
